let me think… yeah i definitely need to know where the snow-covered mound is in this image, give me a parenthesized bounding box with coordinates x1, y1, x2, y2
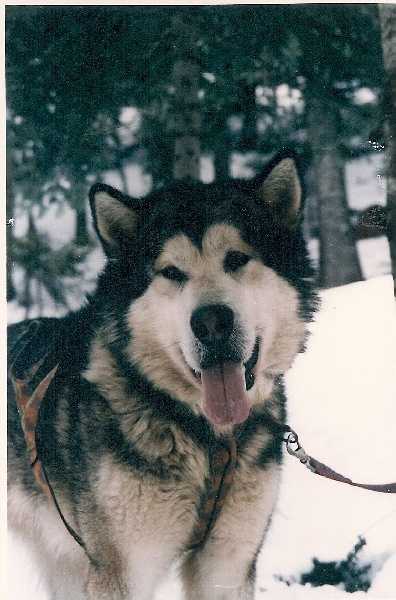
(8, 276, 396, 599)
(257, 275, 396, 598)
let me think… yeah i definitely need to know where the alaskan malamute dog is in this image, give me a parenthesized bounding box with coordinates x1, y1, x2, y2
(8, 151, 317, 599)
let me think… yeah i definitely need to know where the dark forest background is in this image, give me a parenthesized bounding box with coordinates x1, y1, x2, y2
(6, 4, 396, 318)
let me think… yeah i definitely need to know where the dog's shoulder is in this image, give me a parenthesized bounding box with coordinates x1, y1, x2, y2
(8, 318, 63, 377)
(8, 309, 96, 382)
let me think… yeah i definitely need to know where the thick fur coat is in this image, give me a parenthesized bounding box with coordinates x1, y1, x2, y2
(8, 151, 317, 599)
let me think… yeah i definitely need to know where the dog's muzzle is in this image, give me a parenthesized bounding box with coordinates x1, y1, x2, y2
(189, 304, 260, 426)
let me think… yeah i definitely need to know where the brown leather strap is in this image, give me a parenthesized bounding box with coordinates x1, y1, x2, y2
(283, 429, 396, 494)
(306, 456, 396, 494)
(189, 437, 237, 549)
(10, 359, 94, 561)
(40, 461, 96, 563)
(12, 364, 59, 499)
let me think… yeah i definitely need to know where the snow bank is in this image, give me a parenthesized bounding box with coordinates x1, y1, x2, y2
(256, 275, 396, 597)
(258, 582, 384, 600)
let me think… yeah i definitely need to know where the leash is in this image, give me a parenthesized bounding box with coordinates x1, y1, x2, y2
(10, 346, 396, 554)
(283, 429, 396, 494)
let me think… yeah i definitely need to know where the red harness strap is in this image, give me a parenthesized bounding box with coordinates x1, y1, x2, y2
(10, 360, 94, 560)
(12, 363, 59, 499)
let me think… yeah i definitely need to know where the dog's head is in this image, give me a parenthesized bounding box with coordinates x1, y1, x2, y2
(89, 151, 317, 428)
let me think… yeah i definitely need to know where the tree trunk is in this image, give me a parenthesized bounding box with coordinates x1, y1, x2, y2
(239, 83, 258, 152)
(75, 204, 89, 246)
(23, 212, 36, 318)
(74, 183, 90, 246)
(379, 4, 396, 296)
(169, 16, 201, 181)
(306, 96, 363, 288)
(118, 163, 129, 195)
(6, 150, 17, 301)
(214, 145, 231, 181)
(148, 132, 174, 189)
(303, 166, 320, 241)
(214, 115, 231, 181)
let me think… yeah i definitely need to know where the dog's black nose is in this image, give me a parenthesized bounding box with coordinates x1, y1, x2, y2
(190, 304, 234, 346)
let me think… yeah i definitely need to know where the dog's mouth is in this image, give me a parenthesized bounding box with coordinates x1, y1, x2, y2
(189, 338, 260, 426)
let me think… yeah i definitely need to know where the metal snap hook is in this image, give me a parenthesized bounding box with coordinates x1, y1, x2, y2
(285, 431, 301, 455)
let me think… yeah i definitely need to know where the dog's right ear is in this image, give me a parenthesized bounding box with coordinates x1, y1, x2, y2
(89, 183, 139, 256)
(253, 150, 302, 229)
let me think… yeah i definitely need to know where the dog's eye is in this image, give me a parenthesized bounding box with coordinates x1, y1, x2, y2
(160, 266, 188, 284)
(224, 251, 251, 273)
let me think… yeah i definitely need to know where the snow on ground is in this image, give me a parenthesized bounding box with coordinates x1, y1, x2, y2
(256, 276, 396, 597)
(357, 237, 391, 281)
(8, 275, 396, 599)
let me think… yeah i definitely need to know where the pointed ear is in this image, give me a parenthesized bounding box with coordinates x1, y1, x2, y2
(256, 154, 302, 228)
(89, 183, 139, 255)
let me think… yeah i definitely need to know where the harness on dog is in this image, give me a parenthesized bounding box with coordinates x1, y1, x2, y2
(11, 362, 59, 499)
(10, 334, 396, 556)
(9, 323, 94, 561)
(189, 436, 237, 549)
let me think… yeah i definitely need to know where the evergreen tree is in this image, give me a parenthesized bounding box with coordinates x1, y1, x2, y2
(6, 4, 387, 316)
(379, 4, 396, 295)
(288, 6, 383, 286)
(168, 14, 202, 181)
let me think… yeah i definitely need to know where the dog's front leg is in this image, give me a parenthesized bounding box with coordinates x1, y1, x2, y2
(85, 550, 171, 600)
(181, 463, 280, 600)
(85, 563, 129, 599)
(181, 539, 256, 600)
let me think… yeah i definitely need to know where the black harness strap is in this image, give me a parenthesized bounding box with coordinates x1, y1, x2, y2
(189, 436, 237, 549)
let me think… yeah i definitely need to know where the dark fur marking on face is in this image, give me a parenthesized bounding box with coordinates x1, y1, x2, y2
(223, 250, 252, 273)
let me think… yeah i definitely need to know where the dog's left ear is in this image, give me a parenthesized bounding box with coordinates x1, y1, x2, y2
(89, 183, 139, 256)
(255, 152, 302, 228)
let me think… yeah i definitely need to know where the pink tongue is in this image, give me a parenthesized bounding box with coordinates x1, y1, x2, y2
(201, 363, 251, 425)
